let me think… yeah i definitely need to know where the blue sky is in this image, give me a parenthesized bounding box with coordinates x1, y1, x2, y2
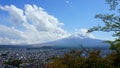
(0, 0, 116, 44)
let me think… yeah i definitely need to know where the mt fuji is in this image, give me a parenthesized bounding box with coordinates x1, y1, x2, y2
(34, 29, 110, 49)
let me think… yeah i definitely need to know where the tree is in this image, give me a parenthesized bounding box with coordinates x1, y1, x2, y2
(4, 60, 23, 67)
(88, 0, 120, 37)
(88, 0, 120, 67)
(88, 0, 120, 50)
(47, 49, 111, 68)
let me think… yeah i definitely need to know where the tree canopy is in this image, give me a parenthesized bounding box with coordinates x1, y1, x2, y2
(88, 0, 120, 38)
(88, 0, 120, 52)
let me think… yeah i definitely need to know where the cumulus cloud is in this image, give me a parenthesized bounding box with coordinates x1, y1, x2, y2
(0, 4, 68, 44)
(0, 5, 27, 25)
(0, 4, 95, 45)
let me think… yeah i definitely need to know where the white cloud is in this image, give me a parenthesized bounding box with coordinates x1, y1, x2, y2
(0, 4, 68, 44)
(0, 25, 27, 44)
(24, 4, 65, 32)
(65, 0, 70, 4)
(73, 28, 95, 39)
(0, 4, 95, 45)
(0, 5, 27, 25)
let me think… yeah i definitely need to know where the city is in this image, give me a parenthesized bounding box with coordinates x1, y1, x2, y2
(0, 47, 113, 68)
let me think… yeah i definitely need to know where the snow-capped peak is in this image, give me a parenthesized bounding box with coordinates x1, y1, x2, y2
(70, 29, 95, 39)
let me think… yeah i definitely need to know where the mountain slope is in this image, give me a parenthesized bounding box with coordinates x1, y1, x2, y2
(34, 31, 110, 49)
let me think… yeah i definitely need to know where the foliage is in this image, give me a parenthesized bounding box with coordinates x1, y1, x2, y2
(4, 60, 23, 67)
(88, 0, 120, 54)
(47, 49, 120, 68)
(88, 0, 120, 38)
(105, 0, 119, 10)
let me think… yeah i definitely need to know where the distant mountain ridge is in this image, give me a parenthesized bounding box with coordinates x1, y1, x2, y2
(33, 32, 110, 49)
(0, 32, 110, 49)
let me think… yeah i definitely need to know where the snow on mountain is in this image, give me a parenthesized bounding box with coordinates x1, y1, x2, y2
(34, 29, 110, 49)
